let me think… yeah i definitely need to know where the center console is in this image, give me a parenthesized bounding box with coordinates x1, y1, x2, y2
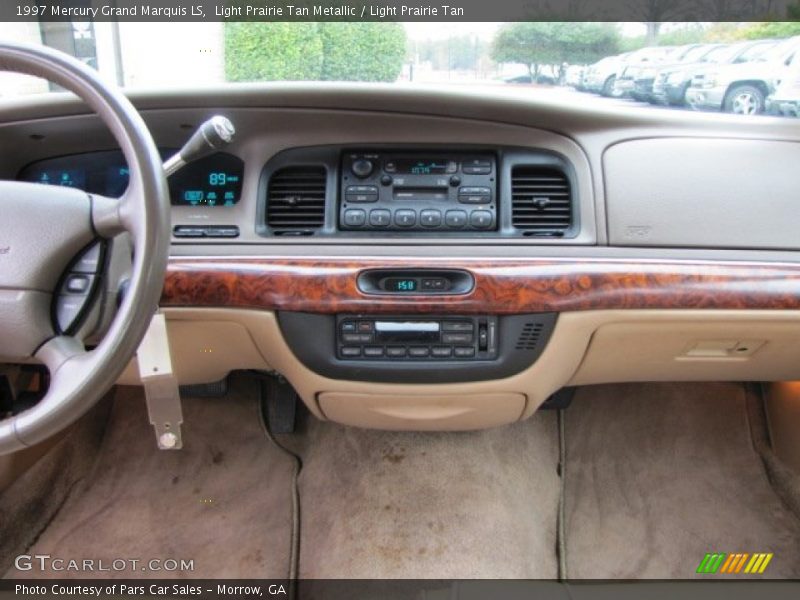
(279, 311, 556, 384)
(339, 151, 497, 232)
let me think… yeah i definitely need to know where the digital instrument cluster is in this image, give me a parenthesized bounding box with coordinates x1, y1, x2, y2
(18, 149, 244, 207)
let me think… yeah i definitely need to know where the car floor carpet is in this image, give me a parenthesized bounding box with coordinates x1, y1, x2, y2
(4, 375, 296, 579)
(563, 381, 800, 579)
(294, 410, 561, 579)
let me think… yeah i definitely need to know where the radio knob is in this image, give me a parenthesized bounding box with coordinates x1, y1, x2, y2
(351, 159, 374, 179)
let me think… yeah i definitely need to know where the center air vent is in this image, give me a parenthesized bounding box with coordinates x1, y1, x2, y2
(266, 166, 327, 234)
(511, 166, 573, 236)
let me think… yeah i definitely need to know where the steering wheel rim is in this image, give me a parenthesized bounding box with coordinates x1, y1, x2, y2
(0, 42, 170, 454)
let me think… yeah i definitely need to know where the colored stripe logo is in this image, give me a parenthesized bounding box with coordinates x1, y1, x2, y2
(697, 552, 773, 574)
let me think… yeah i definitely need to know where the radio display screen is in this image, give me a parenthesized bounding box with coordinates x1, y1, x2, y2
(386, 158, 457, 175)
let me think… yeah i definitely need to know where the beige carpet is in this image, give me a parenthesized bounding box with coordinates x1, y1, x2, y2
(295, 412, 561, 579)
(563, 382, 800, 579)
(4, 376, 296, 579)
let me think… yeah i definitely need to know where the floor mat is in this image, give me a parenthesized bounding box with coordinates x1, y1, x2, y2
(4, 376, 295, 579)
(295, 412, 561, 579)
(563, 382, 800, 579)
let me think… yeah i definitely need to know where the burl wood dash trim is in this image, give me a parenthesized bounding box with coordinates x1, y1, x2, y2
(161, 257, 800, 314)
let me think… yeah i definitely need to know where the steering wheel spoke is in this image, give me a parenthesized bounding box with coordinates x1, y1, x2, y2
(0, 41, 170, 455)
(35, 335, 87, 375)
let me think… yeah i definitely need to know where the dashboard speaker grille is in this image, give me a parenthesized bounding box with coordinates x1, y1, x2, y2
(266, 166, 327, 234)
(515, 322, 544, 350)
(511, 166, 572, 235)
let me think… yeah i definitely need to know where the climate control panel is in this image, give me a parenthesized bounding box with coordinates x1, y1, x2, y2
(336, 316, 498, 361)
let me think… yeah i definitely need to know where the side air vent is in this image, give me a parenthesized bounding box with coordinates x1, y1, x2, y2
(511, 166, 573, 236)
(266, 166, 327, 234)
(515, 322, 545, 350)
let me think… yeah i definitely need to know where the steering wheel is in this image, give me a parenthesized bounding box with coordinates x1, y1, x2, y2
(0, 42, 170, 454)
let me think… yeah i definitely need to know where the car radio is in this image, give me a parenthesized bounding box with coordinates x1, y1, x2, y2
(339, 151, 497, 232)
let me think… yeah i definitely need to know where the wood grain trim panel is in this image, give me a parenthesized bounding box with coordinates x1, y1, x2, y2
(161, 257, 800, 314)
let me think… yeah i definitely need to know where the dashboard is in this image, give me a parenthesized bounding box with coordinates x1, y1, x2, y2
(18, 149, 244, 207)
(3, 84, 800, 431)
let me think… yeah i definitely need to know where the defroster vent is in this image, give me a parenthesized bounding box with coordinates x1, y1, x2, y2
(511, 166, 573, 236)
(266, 166, 327, 234)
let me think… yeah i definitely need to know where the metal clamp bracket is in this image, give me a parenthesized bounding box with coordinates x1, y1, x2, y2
(137, 312, 183, 450)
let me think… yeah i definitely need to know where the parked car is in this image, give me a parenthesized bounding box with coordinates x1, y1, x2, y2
(652, 40, 778, 107)
(767, 54, 800, 116)
(582, 52, 631, 96)
(686, 36, 800, 114)
(564, 65, 586, 90)
(631, 43, 723, 103)
(611, 46, 675, 98)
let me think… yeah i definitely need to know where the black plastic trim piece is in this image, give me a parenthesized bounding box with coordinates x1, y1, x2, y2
(356, 268, 474, 296)
(277, 311, 557, 384)
(256, 144, 579, 239)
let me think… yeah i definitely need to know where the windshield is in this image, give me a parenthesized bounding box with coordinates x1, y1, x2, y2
(2, 20, 800, 119)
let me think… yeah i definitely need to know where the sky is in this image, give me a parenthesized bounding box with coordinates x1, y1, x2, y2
(402, 22, 649, 41)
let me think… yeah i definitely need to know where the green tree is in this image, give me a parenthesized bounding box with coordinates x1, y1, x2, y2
(491, 22, 619, 81)
(319, 23, 406, 82)
(225, 22, 323, 81)
(737, 21, 800, 40)
(224, 22, 407, 83)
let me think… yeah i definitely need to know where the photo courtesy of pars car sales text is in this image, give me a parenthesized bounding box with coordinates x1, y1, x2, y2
(15, 584, 286, 597)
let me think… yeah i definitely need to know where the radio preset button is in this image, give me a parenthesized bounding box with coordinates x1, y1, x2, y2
(341, 347, 362, 357)
(469, 210, 493, 229)
(363, 346, 385, 357)
(343, 209, 367, 227)
(394, 209, 417, 227)
(431, 346, 453, 358)
(455, 346, 476, 358)
(420, 209, 442, 227)
(386, 347, 407, 357)
(369, 209, 391, 226)
(445, 210, 468, 228)
(408, 347, 430, 357)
